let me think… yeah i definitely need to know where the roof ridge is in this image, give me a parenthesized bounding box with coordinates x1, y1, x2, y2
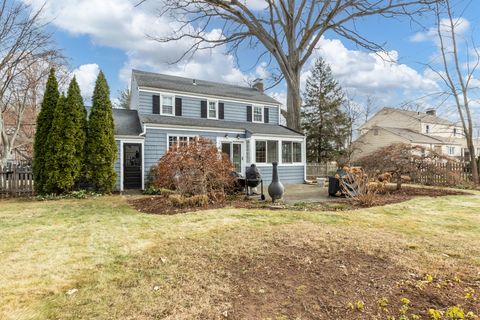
(374, 126, 445, 143)
(133, 69, 257, 92)
(381, 107, 452, 125)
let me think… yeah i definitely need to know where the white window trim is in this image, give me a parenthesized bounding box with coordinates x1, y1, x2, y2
(252, 105, 264, 123)
(217, 138, 246, 176)
(160, 94, 175, 116)
(254, 140, 279, 164)
(281, 141, 303, 164)
(166, 134, 198, 150)
(140, 87, 280, 109)
(249, 136, 304, 166)
(447, 146, 455, 156)
(207, 100, 219, 120)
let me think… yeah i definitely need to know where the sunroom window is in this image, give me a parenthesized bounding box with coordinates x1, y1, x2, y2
(282, 141, 302, 163)
(255, 140, 278, 163)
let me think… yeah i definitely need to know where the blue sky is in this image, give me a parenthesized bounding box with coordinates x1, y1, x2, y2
(23, 0, 480, 120)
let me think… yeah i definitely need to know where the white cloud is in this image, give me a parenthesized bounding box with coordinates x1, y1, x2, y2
(22, 0, 253, 88)
(302, 37, 438, 105)
(410, 17, 470, 44)
(71, 64, 100, 103)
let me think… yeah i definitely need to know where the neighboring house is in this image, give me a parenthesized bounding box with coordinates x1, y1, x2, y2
(112, 70, 306, 191)
(352, 107, 480, 160)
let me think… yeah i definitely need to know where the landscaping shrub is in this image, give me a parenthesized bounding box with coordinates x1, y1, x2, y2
(355, 143, 454, 189)
(85, 71, 117, 193)
(143, 186, 175, 196)
(149, 137, 234, 202)
(167, 194, 209, 208)
(33, 68, 59, 194)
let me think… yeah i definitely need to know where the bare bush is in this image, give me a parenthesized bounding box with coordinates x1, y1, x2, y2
(149, 138, 234, 202)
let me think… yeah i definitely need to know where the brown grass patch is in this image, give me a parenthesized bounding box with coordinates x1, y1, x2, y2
(225, 240, 480, 319)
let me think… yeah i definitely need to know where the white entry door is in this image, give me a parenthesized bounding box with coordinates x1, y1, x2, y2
(221, 141, 245, 175)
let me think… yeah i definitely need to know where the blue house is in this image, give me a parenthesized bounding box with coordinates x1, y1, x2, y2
(112, 70, 306, 191)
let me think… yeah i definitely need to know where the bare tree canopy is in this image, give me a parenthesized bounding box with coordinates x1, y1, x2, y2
(0, 0, 62, 166)
(426, 0, 480, 184)
(142, 0, 438, 129)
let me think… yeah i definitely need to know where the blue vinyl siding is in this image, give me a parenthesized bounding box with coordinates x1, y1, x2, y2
(250, 165, 305, 185)
(143, 127, 246, 184)
(114, 140, 121, 190)
(138, 90, 279, 124)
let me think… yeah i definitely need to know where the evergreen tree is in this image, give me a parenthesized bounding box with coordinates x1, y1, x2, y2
(85, 71, 117, 193)
(33, 68, 59, 194)
(66, 77, 88, 185)
(44, 93, 79, 194)
(301, 57, 350, 163)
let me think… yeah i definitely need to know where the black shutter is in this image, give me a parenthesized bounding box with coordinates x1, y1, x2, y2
(200, 100, 207, 118)
(152, 95, 160, 114)
(175, 98, 182, 116)
(246, 105, 252, 122)
(219, 102, 224, 119)
(264, 107, 269, 123)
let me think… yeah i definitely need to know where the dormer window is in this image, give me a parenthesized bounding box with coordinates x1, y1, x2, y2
(425, 125, 430, 134)
(161, 95, 174, 115)
(453, 128, 457, 136)
(208, 100, 218, 119)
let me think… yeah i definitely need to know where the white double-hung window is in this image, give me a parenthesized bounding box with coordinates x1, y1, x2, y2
(161, 95, 174, 115)
(208, 100, 218, 119)
(253, 105, 263, 122)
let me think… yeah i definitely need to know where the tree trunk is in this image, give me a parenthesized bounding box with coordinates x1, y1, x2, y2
(285, 68, 302, 131)
(396, 174, 402, 190)
(466, 137, 479, 184)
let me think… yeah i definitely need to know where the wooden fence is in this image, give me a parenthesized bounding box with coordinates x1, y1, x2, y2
(0, 165, 34, 197)
(306, 162, 338, 178)
(410, 161, 472, 186)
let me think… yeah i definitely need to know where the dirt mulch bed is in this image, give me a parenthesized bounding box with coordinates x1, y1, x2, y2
(224, 242, 480, 319)
(129, 186, 471, 215)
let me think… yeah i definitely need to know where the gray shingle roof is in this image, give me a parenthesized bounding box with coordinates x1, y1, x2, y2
(384, 107, 453, 125)
(138, 113, 303, 136)
(112, 108, 143, 136)
(379, 127, 445, 144)
(132, 69, 280, 105)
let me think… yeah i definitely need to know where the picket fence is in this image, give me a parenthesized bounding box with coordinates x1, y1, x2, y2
(0, 165, 34, 197)
(306, 162, 338, 178)
(409, 161, 472, 185)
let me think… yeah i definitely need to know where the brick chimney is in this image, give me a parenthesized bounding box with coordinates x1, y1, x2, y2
(252, 78, 264, 92)
(426, 108, 436, 116)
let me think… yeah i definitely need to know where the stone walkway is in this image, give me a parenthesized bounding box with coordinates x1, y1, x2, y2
(282, 183, 339, 203)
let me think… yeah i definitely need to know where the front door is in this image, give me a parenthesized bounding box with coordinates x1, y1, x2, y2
(123, 143, 142, 189)
(221, 141, 244, 175)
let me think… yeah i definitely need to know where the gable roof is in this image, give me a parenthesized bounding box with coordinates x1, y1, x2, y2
(378, 126, 446, 144)
(138, 113, 303, 136)
(112, 108, 143, 136)
(132, 69, 280, 105)
(382, 107, 453, 126)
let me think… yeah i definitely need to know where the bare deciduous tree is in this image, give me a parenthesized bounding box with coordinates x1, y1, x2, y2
(142, 0, 437, 129)
(427, 0, 480, 184)
(0, 1, 61, 166)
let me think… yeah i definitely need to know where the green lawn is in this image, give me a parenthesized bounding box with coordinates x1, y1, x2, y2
(1, 193, 479, 319)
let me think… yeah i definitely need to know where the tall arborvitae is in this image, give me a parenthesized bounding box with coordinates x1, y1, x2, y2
(66, 77, 88, 185)
(301, 57, 350, 163)
(33, 68, 59, 194)
(85, 71, 117, 193)
(44, 93, 79, 194)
